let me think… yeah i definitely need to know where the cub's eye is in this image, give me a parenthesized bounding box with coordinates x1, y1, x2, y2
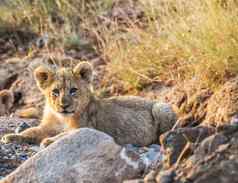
(69, 88, 78, 96)
(52, 89, 60, 97)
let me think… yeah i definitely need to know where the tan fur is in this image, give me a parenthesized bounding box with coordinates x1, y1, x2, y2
(16, 107, 40, 119)
(1, 62, 176, 146)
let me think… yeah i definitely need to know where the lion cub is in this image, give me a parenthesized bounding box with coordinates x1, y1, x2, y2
(2, 62, 176, 147)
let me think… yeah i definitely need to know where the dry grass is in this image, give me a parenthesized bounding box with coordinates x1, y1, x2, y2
(100, 0, 238, 92)
(1, 0, 238, 93)
(0, 0, 113, 51)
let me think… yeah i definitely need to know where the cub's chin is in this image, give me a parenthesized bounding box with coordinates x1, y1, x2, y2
(59, 110, 75, 116)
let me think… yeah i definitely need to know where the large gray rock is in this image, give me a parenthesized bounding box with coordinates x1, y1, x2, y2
(0, 128, 144, 183)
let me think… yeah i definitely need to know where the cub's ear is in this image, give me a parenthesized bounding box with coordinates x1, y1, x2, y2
(73, 62, 93, 83)
(34, 65, 54, 90)
(0, 90, 13, 110)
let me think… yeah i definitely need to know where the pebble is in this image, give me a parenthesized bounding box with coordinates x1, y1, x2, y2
(15, 122, 30, 134)
(36, 34, 49, 49)
(140, 144, 162, 169)
(124, 144, 163, 170)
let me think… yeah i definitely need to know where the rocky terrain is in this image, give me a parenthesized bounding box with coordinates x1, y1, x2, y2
(1, 52, 238, 182)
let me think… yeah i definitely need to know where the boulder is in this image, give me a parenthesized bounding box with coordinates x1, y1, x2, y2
(141, 123, 238, 183)
(1, 128, 145, 183)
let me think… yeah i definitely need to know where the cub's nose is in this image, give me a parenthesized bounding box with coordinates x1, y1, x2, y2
(60, 104, 70, 110)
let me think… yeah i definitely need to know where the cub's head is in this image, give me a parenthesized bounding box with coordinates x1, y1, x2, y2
(34, 62, 93, 116)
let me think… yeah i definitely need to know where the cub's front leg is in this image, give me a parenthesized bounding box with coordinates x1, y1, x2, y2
(1, 126, 54, 144)
(40, 131, 71, 148)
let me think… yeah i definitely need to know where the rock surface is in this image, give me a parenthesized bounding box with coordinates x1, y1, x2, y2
(165, 80, 213, 127)
(0, 128, 146, 183)
(204, 77, 238, 126)
(160, 126, 215, 167)
(170, 124, 238, 183)
(138, 123, 238, 183)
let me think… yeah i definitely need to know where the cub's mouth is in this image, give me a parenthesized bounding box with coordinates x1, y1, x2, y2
(60, 110, 75, 115)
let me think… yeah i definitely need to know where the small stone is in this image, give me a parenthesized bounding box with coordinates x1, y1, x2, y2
(140, 145, 162, 169)
(15, 122, 30, 134)
(144, 170, 157, 183)
(29, 145, 41, 152)
(123, 179, 144, 183)
(36, 34, 49, 49)
(149, 144, 160, 150)
(19, 154, 28, 161)
(156, 169, 176, 183)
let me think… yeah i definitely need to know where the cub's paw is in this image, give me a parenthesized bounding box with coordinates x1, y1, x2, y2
(1, 134, 22, 144)
(40, 138, 54, 148)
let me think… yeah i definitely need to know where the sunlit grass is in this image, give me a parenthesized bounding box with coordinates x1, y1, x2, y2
(0, 0, 238, 93)
(101, 0, 238, 91)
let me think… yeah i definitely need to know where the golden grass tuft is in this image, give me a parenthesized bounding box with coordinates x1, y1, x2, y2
(100, 0, 238, 91)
